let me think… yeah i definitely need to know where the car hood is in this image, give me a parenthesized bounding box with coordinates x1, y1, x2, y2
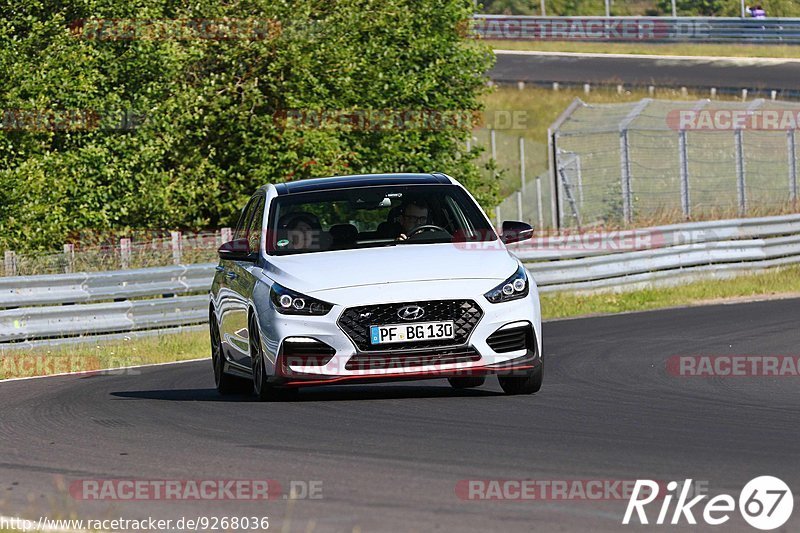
(262, 242, 519, 294)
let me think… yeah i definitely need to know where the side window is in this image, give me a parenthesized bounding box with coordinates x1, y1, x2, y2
(234, 198, 257, 241)
(247, 197, 265, 253)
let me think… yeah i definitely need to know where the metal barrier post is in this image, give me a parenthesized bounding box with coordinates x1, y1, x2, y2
(735, 129, 746, 216)
(617, 99, 650, 225)
(679, 129, 690, 219)
(789, 129, 798, 205)
(536, 176, 544, 230)
(519, 136, 526, 194)
(620, 129, 633, 224)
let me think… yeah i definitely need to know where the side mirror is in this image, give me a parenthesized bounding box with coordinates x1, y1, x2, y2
(500, 221, 534, 244)
(218, 238, 257, 262)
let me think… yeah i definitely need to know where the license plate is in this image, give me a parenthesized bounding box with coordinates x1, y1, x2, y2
(370, 321, 455, 345)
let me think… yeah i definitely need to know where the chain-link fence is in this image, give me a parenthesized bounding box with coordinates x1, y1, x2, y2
(470, 128, 555, 230)
(549, 97, 800, 228)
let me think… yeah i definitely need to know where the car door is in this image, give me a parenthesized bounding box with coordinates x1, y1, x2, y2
(219, 196, 258, 363)
(225, 194, 266, 365)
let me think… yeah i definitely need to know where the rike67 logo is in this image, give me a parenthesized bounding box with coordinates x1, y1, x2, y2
(623, 476, 793, 530)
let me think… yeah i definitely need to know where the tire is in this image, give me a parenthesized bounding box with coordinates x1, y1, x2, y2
(250, 316, 298, 402)
(498, 361, 543, 395)
(447, 376, 486, 389)
(210, 314, 249, 395)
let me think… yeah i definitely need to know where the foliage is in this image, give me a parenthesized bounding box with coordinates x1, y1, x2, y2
(0, 0, 495, 252)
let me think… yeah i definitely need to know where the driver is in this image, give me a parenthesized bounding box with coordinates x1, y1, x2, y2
(395, 198, 430, 241)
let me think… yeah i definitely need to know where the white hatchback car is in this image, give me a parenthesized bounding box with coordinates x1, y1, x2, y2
(209, 173, 542, 400)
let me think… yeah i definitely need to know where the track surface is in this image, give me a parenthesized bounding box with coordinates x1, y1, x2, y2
(491, 51, 800, 92)
(1, 298, 799, 532)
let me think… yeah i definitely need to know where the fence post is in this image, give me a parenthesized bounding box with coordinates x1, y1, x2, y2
(221, 227, 233, 244)
(4, 251, 17, 277)
(617, 98, 650, 225)
(490, 128, 497, 168)
(519, 136, 526, 194)
(575, 154, 584, 208)
(516, 191, 523, 221)
(547, 129, 560, 229)
(547, 98, 585, 230)
(679, 129, 691, 219)
(494, 206, 502, 229)
(171, 231, 182, 265)
(788, 129, 798, 205)
(735, 129, 746, 216)
(120, 238, 132, 269)
(619, 129, 633, 224)
(536, 176, 544, 230)
(63, 244, 75, 274)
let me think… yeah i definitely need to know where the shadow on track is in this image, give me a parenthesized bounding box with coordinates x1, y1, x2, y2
(110, 383, 502, 403)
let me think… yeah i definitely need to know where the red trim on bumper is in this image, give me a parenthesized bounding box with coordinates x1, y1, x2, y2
(280, 362, 536, 387)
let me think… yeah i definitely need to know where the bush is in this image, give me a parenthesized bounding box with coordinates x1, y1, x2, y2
(0, 0, 495, 252)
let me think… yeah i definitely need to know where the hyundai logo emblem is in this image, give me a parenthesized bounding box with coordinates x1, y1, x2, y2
(397, 305, 425, 321)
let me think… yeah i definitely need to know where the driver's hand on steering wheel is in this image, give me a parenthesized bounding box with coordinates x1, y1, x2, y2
(396, 233, 408, 242)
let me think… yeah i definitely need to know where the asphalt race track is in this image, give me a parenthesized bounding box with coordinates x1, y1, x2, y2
(1, 298, 799, 532)
(491, 51, 800, 94)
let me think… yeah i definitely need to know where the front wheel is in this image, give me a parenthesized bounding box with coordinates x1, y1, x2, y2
(210, 314, 249, 395)
(250, 316, 297, 402)
(498, 361, 543, 395)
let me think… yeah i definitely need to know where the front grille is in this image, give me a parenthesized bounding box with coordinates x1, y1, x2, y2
(345, 347, 481, 371)
(486, 324, 531, 353)
(338, 299, 483, 352)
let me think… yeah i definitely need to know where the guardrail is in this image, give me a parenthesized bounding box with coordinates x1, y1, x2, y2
(2, 213, 800, 346)
(473, 15, 800, 44)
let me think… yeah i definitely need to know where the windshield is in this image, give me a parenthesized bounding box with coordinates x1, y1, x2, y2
(267, 185, 496, 255)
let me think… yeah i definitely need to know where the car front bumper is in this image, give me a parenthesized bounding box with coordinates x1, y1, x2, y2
(255, 278, 543, 386)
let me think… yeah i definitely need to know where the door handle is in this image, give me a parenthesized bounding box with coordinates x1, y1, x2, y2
(226, 271, 238, 280)
(215, 266, 225, 273)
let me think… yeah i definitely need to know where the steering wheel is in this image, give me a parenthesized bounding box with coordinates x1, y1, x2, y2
(406, 224, 449, 238)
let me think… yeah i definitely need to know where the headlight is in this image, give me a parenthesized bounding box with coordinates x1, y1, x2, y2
(270, 283, 332, 315)
(484, 265, 529, 304)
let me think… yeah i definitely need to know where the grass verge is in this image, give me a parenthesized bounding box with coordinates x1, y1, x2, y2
(540, 265, 800, 319)
(1, 266, 800, 380)
(486, 40, 800, 59)
(0, 329, 209, 380)
(480, 84, 737, 197)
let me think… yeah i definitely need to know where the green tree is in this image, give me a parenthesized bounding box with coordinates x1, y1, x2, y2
(0, 0, 495, 252)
